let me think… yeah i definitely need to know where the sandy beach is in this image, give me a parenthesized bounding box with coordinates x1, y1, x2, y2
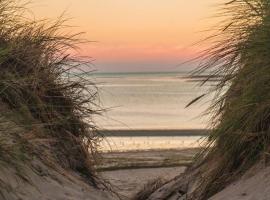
(102, 166, 186, 198)
(97, 130, 203, 197)
(98, 148, 200, 198)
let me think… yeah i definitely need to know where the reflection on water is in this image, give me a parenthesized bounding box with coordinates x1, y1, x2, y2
(100, 136, 206, 152)
(92, 72, 212, 130)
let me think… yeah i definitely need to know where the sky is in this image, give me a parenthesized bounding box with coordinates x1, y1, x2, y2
(32, 0, 220, 72)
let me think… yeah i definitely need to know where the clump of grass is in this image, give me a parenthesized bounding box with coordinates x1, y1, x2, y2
(189, 0, 270, 199)
(132, 178, 165, 200)
(0, 0, 101, 186)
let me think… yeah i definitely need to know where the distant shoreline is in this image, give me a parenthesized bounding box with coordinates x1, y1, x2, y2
(98, 129, 208, 137)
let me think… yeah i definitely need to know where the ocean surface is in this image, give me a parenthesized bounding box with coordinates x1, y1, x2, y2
(92, 72, 212, 130)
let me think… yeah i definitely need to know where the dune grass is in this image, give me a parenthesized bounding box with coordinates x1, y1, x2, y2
(131, 178, 165, 200)
(189, 0, 270, 199)
(0, 0, 102, 188)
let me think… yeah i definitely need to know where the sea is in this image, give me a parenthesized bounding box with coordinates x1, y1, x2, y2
(90, 71, 213, 151)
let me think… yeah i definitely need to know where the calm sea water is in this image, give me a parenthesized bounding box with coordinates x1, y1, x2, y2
(92, 72, 212, 130)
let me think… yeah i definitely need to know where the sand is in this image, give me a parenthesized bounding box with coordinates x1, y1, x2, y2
(0, 159, 114, 200)
(3, 147, 269, 200)
(143, 161, 270, 200)
(210, 164, 270, 200)
(98, 148, 200, 171)
(98, 149, 199, 198)
(97, 131, 203, 199)
(101, 167, 186, 198)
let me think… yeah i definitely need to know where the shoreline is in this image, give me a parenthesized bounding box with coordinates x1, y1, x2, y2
(97, 148, 200, 171)
(100, 147, 202, 154)
(98, 162, 191, 172)
(99, 148, 200, 198)
(99, 129, 208, 137)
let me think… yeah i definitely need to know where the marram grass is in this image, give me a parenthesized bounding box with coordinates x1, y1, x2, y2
(0, 0, 102, 190)
(190, 0, 270, 199)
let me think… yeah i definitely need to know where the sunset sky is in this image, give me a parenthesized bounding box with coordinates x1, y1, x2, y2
(32, 0, 220, 72)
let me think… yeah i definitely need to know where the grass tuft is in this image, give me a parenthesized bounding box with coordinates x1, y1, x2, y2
(0, 0, 102, 187)
(189, 0, 270, 199)
(132, 178, 165, 200)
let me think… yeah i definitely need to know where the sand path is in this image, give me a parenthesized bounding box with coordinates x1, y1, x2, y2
(101, 167, 186, 198)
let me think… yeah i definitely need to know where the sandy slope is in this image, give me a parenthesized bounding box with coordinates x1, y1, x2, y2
(143, 162, 270, 200)
(0, 107, 115, 200)
(210, 164, 270, 200)
(101, 167, 185, 198)
(0, 159, 115, 200)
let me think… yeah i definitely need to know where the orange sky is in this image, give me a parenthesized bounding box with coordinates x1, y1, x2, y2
(32, 0, 221, 72)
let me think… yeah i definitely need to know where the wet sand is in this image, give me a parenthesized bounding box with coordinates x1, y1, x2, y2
(100, 136, 205, 152)
(97, 148, 200, 171)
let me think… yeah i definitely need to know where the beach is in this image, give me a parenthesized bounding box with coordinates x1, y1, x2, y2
(90, 72, 209, 198)
(99, 149, 200, 198)
(98, 130, 203, 198)
(102, 166, 186, 198)
(1, 0, 268, 199)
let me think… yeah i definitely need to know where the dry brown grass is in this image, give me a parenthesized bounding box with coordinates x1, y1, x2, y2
(0, 0, 102, 187)
(188, 0, 270, 199)
(132, 178, 165, 200)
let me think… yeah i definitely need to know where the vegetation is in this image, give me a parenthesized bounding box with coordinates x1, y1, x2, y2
(131, 178, 165, 200)
(0, 0, 101, 189)
(190, 0, 270, 199)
